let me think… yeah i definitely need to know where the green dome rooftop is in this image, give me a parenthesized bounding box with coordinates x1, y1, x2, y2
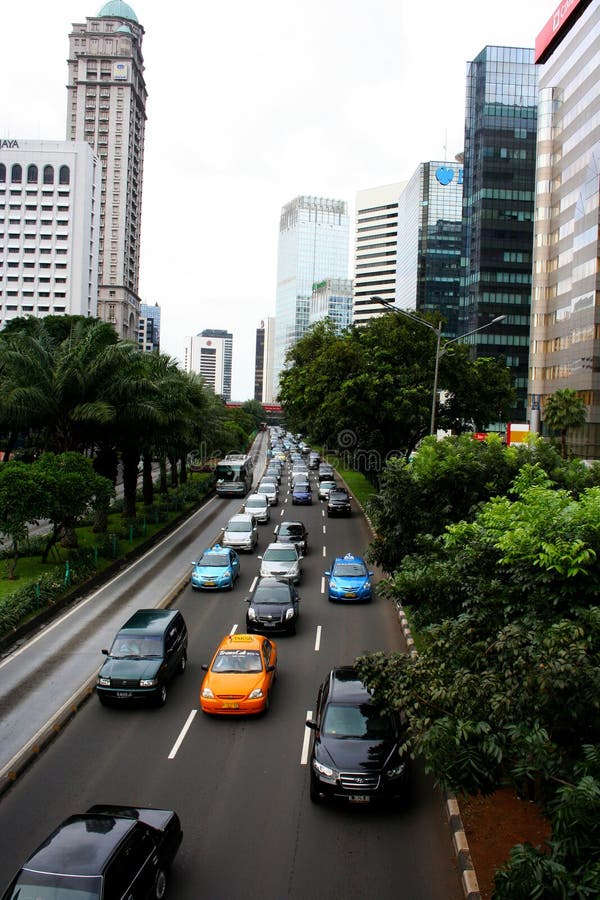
(97, 1, 139, 23)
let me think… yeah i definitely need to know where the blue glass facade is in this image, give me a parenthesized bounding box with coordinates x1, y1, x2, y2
(273, 196, 349, 395)
(461, 46, 538, 423)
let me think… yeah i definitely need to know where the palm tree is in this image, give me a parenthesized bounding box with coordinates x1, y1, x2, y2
(542, 388, 587, 458)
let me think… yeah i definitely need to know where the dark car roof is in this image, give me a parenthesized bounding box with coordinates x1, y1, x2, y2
(328, 666, 371, 704)
(23, 814, 136, 875)
(119, 608, 180, 635)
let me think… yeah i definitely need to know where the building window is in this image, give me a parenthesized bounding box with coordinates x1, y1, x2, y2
(11, 164, 22, 184)
(27, 165, 38, 184)
(59, 166, 70, 185)
(0, 164, 5, 183)
(43, 165, 54, 185)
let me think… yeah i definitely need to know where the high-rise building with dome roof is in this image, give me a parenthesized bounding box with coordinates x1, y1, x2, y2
(66, 1, 147, 341)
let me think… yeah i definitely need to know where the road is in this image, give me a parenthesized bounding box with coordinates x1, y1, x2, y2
(0, 438, 462, 898)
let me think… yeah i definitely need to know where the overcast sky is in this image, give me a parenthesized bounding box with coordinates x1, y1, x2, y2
(4, 0, 555, 400)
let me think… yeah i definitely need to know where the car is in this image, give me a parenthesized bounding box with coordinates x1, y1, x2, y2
(190, 544, 240, 590)
(244, 492, 271, 523)
(265, 465, 282, 483)
(258, 542, 303, 583)
(96, 608, 188, 706)
(200, 632, 277, 714)
(324, 553, 374, 602)
(273, 520, 308, 554)
(292, 480, 312, 505)
(318, 463, 335, 482)
(0, 804, 183, 900)
(318, 479, 337, 500)
(306, 666, 408, 804)
(309, 451, 321, 469)
(222, 512, 259, 551)
(246, 575, 300, 635)
(327, 488, 352, 517)
(257, 480, 279, 506)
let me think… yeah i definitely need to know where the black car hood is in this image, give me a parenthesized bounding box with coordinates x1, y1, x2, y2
(317, 736, 396, 772)
(251, 601, 290, 619)
(99, 658, 162, 680)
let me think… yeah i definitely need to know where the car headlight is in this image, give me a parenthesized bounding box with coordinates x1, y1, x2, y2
(97, 676, 110, 686)
(386, 762, 406, 779)
(285, 607, 295, 620)
(313, 759, 335, 778)
(201, 687, 214, 699)
(248, 688, 264, 699)
(140, 678, 158, 687)
(248, 607, 257, 620)
(329, 579, 338, 590)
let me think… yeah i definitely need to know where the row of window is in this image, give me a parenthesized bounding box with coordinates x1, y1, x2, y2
(0, 164, 71, 186)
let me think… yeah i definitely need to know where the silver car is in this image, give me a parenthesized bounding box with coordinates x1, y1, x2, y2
(257, 480, 279, 506)
(222, 513, 259, 552)
(258, 542, 303, 583)
(244, 493, 271, 523)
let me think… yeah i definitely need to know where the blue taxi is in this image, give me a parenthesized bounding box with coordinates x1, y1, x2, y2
(324, 553, 374, 602)
(191, 544, 240, 591)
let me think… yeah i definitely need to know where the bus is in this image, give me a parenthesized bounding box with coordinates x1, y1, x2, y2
(215, 454, 254, 497)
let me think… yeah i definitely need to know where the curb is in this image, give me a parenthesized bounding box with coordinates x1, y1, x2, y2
(396, 603, 481, 900)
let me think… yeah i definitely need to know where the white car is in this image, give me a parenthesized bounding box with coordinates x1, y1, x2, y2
(222, 513, 259, 552)
(318, 479, 337, 500)
(257, 480, 279, 506)
(258, 543, 303, 583)
(244, 493, 271, 523)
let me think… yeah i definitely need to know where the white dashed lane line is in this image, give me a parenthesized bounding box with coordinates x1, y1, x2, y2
(168, 709, 197, 760)
(301, 711, 313, 765)
(314, 625, 322, 652)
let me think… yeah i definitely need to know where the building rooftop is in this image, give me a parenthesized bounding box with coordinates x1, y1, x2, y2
(97, 1, 139, 23)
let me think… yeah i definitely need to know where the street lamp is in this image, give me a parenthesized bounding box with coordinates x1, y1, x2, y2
(370, 297, 506, 437)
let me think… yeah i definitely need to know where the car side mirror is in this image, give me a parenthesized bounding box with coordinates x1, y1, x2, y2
(266, 664, 276, 672)
(257, 555, 263, 561)
(305, 719, 318, 730)
(324, 570, 331, 577)
(368, 571, 374, 577)
(245, 597, 251, 603)
(101, 648, 109, 656)
(201, 664, 208, 671)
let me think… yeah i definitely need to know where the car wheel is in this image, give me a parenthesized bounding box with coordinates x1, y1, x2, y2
(178, 651, 187, 675)
(310, 775, 323, 804)
(156, 684, 167, 707)
(97, 694, 110, 706)
(262, 693, 270, 714)
(153, 868, 167, 900)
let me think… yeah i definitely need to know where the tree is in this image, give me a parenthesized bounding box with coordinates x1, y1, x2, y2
(543, 388, 587, 458)
(0, 462, 45, 578)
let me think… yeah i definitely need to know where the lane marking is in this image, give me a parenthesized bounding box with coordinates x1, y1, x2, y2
(168, 709, 197, 759)
(321, 509, 325, 518)
(230, 623, 238, 635)
(321, 576, 325, 594)
(249, 576, 258, 592)
(314, 626, 322, 652)
(301, 710, 313, 765)
(322, 525, 326, 534)
(322, 546, 326, 558)
(280, 508, 285, 517)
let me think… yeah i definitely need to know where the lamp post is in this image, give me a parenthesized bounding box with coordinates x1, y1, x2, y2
(371, 297, 506, 437)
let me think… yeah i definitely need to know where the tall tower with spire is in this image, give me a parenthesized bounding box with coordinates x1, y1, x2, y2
(66, 1, 147, 340)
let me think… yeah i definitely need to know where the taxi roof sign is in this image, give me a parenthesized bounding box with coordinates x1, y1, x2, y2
(229, 634, 254, 643)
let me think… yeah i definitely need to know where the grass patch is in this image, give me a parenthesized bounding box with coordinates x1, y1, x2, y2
(0, 556, 63, 601)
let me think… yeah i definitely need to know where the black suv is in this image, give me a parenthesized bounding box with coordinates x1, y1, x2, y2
(1, 804, 182, 900)
(246, 576, 300, 635)
(97, 608, 188, 707)
(327, 488, 352, 517)
(306, 667, 408, 804)
(273, 520, 309, 554)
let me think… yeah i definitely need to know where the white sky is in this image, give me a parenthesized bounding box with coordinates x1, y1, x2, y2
(3, 0, 556, 400)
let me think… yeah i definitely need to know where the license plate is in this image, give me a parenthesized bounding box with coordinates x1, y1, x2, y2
(205, 581, 216, 586)
(344, 592, 356, 598)
(348, 795, 370, 803)
(222, 701, 239, 709)
(116, 691, 132, 699)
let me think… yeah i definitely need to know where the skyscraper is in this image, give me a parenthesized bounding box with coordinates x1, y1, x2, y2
(352, 183, 406, 325)
(529, 0, 599, 455)
(461, 46, 538, 423)
(273, 196, 349, 395)
(254, 321, 265, 403)
(138, 301, 161, 353)
(66, 0, 147, 341)
(395, 161, 463, 339)
(309, 278, 354, 333)
(184, 329, 233, 400)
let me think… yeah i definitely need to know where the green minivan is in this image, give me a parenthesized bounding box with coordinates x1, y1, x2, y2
(96, 609, 188, 707)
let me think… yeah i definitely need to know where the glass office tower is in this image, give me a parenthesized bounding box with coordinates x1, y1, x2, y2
(461, 46, 538, 423)
(529, 0, 600, 457)
(273, 196, 349, 396)
(396, 160, 463, 338)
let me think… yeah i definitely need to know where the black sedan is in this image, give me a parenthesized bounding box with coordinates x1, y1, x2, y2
(1, 804, 183, 900)
(306, 667, 408, 804)
(327, 488, 352, 517)
(273, 520, 309, 554)
(246, 576, 300, 635)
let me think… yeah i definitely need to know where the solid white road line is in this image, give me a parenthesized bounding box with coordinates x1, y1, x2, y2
(301, 711, 313, 765)
(314, 625, 322, 652)
(168, 709, 198, 759)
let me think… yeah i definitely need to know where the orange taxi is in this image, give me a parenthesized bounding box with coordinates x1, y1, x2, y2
(199, 633, 277, 715)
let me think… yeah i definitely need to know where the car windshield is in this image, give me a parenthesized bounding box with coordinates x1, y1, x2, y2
(333, 562, 366, 576)
(330, 492, 348, 500)
(212, 650, 262, 673)
(322, 703, 395, 739)
(226, 522, 251, 532)
(110, 634, 163, 658)
(321, 481, 336, 489)
(253, 584, 291, 603)
(294, 483, 309, 491)
(215, 464, 242, 482)
(280, 525, 304, 538)
(264, 548, 297, 561)
(246, 498, 266, 507)
(6, 870, 103, 898)
(258, 483, 274, 492)
(198, 554, 230, 567)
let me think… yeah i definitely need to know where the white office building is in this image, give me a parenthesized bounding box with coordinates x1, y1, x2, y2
(0, 139, 101, 326)
(184, 329, 233, 400)
(353, 182, 406, 324)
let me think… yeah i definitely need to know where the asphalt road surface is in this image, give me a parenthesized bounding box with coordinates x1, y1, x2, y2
(0, 443, 462, 899)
